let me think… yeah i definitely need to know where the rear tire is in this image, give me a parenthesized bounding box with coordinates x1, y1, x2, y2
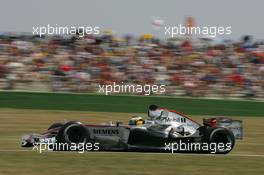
(205, 127, 235, 154)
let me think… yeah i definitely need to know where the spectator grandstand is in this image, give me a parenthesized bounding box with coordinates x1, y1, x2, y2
(0, 33, 263, 99)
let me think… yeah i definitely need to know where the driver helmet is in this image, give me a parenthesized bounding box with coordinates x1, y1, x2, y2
(129, 116, 145, 126)
(148, 104, 163, 120)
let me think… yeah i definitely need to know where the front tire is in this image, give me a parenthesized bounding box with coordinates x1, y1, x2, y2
(55, 121, 90, 151)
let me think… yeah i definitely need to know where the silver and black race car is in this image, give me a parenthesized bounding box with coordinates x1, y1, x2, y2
(21, 105, 243, 154)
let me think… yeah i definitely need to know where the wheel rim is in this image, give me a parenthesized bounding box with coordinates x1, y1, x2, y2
(64, 124, 86, 143)
(211, 131, 233, 153)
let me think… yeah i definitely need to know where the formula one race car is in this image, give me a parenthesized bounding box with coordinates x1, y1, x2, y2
(21, 105, 243, 154)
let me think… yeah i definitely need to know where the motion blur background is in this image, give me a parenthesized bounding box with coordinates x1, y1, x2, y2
(0, 0, 263, 100)
(1, 1, 264, 175)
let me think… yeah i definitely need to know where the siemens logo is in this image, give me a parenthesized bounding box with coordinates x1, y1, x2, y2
(93, 129, 119, 135)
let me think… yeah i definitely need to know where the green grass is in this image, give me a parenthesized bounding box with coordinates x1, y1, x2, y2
(0, 109, 264, 175)
(0, 91, 263, 174)
(1, 152, 263, 175)
(0, 91, 263, 116)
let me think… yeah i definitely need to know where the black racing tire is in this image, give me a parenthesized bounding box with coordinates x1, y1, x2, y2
(55, 121, 90, 151)
(205, 127, 235, 154)
(48, 122, 64, 130)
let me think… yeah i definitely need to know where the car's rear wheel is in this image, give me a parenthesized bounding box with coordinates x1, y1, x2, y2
(205, 127, 235, 154)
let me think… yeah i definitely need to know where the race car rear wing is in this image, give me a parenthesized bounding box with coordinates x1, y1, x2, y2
(203, 117, 243, 140)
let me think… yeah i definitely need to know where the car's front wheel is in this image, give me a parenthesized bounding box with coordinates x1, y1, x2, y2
(55, 121, 90, 151)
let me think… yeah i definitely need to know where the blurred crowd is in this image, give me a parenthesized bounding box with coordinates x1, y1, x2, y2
(0, 33, 263, 99)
